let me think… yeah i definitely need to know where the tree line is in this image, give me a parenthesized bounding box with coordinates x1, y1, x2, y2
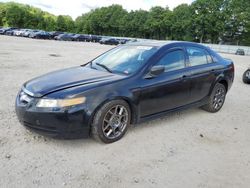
(0, 1, 249, 45)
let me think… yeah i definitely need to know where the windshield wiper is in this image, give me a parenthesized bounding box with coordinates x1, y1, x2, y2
(95, 62, 112, 73)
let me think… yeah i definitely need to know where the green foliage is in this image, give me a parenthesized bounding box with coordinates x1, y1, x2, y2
(190, 0, 226, 43)
(145, 6, 170, 40)
(122, 9, 149, 38)
(0, 2, 57, 31)
(170, 4, 192, 41)
(76, 5, 127, 36)
(56, 15, 75, 32)
(0, 1, 249, 45)
(222, 0, 250, 45)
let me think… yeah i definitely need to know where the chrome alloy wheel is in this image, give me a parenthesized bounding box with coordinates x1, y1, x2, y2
(102, 105, 129, 139)
(245, 70, 250, 79)
(213, 87, 226, 110)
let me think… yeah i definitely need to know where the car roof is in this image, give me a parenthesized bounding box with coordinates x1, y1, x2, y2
(126, 40, 207, 49)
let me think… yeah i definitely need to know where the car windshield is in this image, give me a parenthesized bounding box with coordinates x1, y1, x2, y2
(92, 45, 157, 75)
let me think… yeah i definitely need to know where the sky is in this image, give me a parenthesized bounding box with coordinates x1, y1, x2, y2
(1, 0, 194, 19)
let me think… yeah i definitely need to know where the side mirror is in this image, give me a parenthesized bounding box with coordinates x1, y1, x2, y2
(145, 65, 165, 79)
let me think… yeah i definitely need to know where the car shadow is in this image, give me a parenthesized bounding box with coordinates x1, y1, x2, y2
(131, 108, 201, 131)
(27, 107, 205, 147)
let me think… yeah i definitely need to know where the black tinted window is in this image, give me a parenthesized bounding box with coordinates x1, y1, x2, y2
(156, 50, 185, 72)
(187, 47, 212, 66)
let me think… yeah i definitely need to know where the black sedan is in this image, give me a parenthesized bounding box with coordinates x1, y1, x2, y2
(89, 35, 102, 42)
(55, 33, 75, 41)
(99, 38, 119, 45)
(0, 27, 18, 35)
(29, 31, 51, 39)
(235, 49, 245, 55)
(72, 34, 90, 42)
(15, 42, 234, 143)
(49, 31, 64, 38)
(5, 30, 13, 35)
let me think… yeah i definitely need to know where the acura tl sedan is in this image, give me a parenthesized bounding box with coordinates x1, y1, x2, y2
(15, 41, 234, 143)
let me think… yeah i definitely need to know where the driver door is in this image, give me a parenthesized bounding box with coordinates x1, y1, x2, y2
(139, 48, 192, 117)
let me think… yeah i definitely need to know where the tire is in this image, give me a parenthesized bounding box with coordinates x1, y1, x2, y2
(243, 69, 250, 84)
(91, 100, 131, 143)
(201, 83, 226, 113)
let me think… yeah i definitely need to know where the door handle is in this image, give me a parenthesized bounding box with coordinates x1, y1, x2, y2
(181, 75, 189, 82)
(210, 69, 215, 73)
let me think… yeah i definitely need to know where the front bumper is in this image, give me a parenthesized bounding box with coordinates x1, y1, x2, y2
(15, 92, 91, 139)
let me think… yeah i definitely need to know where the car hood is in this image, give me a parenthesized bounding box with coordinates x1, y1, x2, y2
(23, 66, 124, 97)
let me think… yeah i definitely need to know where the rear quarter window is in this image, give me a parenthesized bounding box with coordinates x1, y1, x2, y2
(187, 47, 213, 66)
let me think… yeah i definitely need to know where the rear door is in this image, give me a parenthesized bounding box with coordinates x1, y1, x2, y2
(186, 46, 217, 102)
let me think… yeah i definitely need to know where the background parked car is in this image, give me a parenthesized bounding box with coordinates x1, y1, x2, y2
(30, 31, 51, 39)
(5, 28, 19, 36)
(13, 29, 22, 36)
(243, 68, 250, 84)
(49, 31, 64, 39)
(19, 29, 31, 37)
(236, 49, 245, 55)
(13, 29, 26, 36)
(71, 34, 89, 41)
(28, 30, 41, 38)
(55, 33, 75, 41)
(0, 27, 18, 35)
(99, 37, 119, 45)
(89, 35, 102, 42)
(118, 38, 130, 44)
(22, 29, 39, 37)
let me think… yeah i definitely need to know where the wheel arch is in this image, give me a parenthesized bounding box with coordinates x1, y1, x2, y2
(209, 75, 229, 96)
(218, 79, 228, 92)
(87, 96, 138, 133)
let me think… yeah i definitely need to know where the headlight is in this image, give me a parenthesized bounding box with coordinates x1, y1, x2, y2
(36, 97, 86, 108)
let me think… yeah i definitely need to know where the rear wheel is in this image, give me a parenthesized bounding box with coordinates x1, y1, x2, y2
(91, 100, 131, 143)
(201, 83, 226, 113)
(243, 69, 250, 84)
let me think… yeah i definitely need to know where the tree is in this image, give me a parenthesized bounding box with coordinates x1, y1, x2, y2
(0, 2, 5, 26)
(56, 15, 74, 32)
(145, 6, 169, 39)
(223, 0, 250, 45)
(123, 10, 149, 38)
(190, 0, 226, 43)
(75, 13, 89, 33)
(79, 5, 127, 36)
(169, 4, 192, 41)
(0, 1, 249, 45)
(5, 2, 26, 27)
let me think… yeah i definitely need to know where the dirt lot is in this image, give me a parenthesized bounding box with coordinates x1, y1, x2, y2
(0, 35, 250, 188)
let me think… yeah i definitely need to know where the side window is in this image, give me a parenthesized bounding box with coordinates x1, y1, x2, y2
(187, 47, 212, 66)
(206, 52, 214, 64)
(156, 50, 185, 72)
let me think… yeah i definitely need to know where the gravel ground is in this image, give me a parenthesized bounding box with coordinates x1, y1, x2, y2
(0, 35, 250, 188)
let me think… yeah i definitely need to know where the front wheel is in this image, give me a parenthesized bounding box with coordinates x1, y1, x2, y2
(201, 83, 226, 113)
(91, 100, 131, 143)
(243, 69, 250, 84)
